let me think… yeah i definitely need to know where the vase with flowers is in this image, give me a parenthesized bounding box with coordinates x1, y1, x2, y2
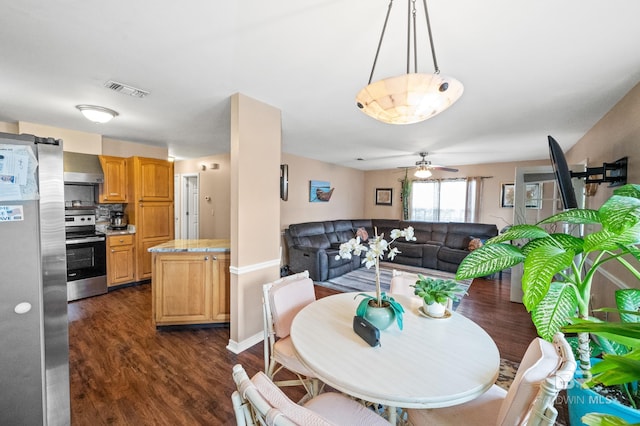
(336, 226, 416, 330)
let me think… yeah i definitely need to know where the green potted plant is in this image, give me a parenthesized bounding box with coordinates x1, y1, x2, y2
(336, 226, 416, 330)
(411, 275, 467, 318)
(455, 184, 640, 421)
(562, 288, 640, 425)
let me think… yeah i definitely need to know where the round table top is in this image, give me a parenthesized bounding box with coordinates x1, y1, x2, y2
(290, 292, 500, 409)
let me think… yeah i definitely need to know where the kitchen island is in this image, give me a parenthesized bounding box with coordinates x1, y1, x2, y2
(149, 239, 230, 326)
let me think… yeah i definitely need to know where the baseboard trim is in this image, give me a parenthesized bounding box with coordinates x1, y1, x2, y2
(229, 258, 280, 276)
(227, 331, 263, 354)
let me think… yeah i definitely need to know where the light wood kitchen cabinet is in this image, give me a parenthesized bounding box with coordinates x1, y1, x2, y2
(131, 157, 174, 202)
(125, 156, 175, 281)
(98, 155, 127, 203)
(107, 234, 135, 286)
(152, 252, 230, 326)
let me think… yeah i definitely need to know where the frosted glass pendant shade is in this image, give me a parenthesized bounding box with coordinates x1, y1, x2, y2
(356, 73, 463, 125)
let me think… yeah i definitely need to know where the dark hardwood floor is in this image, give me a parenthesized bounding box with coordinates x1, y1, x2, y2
(68, 272, 555, 425)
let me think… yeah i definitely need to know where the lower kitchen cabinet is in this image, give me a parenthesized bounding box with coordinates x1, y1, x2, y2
(107, 234, 136, 286)
(152, 251, 230, 326)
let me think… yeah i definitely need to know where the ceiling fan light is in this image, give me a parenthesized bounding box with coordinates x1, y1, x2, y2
(414, 166, 432, 179)
(76, 105, 119, 123)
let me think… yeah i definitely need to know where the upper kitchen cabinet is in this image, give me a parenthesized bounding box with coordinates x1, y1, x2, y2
(98, 155, 127, 203)
(129, 157, 174, 202)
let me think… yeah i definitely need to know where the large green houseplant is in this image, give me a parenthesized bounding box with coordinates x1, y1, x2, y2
(456, 184, 640, 379)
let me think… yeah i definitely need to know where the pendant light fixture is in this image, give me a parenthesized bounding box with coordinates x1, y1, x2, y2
(76, 105, 119, 123)
(356, 0, 463, 125)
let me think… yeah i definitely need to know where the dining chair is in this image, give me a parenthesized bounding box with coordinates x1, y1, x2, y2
(406, 332, 576, 426)
(231, 364, 389, 426)
(262, 271, 321, 398)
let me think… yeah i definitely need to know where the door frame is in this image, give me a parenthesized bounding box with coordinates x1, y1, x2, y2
(179, 173, 200, 240)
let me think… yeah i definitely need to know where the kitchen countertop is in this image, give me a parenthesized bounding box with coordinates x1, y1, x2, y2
(148, 239, 231, 253)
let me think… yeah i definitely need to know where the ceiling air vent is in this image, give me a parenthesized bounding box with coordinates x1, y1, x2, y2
(104, 80, 149, 98)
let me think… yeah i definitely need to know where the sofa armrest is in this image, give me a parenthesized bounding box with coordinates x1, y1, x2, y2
(288, 245, 329, 281)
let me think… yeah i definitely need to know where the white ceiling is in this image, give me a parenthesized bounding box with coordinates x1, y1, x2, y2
(1, 0, 639, 171)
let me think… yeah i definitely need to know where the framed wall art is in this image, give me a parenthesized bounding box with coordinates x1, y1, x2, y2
(501, 182, 543, 209)
(309, 180, 334, 202)
(375, 188, 393, 206)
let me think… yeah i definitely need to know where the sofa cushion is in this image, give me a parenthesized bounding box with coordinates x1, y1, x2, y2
(393, 241, 422, 258)
(445, 233, 471, 250)
(438, 246, 470, 265)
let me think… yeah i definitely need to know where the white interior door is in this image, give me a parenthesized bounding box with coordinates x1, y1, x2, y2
(181, 174, 200, 240)
(174, 174, 181, 239)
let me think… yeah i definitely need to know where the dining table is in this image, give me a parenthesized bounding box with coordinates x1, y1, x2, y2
(290, 292, 500, 424)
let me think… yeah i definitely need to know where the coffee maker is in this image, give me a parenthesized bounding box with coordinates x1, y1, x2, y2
(108, 211, 128, 230)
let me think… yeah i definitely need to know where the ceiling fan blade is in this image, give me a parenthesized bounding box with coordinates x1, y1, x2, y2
(430, 166, 459, 172)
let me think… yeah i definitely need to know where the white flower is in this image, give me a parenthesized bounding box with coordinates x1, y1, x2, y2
(335, 227, 414, 269)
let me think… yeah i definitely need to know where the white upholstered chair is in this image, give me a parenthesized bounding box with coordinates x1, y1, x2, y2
(231, 364, 389, 426)
(262, 271, 321, 398)
(389, 269, 454, 310)
(406, 332, 577, 426)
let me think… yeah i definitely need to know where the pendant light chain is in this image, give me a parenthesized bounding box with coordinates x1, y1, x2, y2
(367, 0, 394, 85)
(423, 0, 440, 74)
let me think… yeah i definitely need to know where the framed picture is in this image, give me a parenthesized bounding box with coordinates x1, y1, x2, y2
(501, 183, 515, 208)
(309, 180, 334, 202)
(525, 183, 542, 209)
(501, 182, 543, 209)
(375, 188, 393, 206)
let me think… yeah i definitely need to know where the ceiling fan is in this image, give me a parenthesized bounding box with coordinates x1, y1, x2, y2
(409, 152, 459, 178)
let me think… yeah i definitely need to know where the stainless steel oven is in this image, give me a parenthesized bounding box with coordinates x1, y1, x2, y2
(65, 210, 107, 301)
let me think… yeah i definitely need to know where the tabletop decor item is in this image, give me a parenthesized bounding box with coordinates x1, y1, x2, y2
(456, 184, 640, 422)
(411, 275, 468, 318)
(336, 226, 416, 330)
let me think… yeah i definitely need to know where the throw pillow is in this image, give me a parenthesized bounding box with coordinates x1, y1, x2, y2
(356, 227, 369, 242)
(468, 237, 484, 251)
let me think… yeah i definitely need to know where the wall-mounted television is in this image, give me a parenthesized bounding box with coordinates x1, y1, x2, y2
(548, 135, 578, 210)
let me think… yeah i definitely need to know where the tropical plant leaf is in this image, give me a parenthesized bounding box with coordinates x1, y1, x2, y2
(522, 245, 575, 311)
(588, 352, 640, 386)
(599, 195, 640, 233)
(456, 244, 525, 279)
(613, 183, 640, 199)
(531, 282, 578, 341)
(486, 224, 549, 244)
(562, 321, 640, 347)
(538, 208, 601, 225)
(581, 413, 633, 426)
(583, 229, 620, 252)
(355, 295, 373, 317)
(615, 289, 640, 324)
(521, 233, 584, 256)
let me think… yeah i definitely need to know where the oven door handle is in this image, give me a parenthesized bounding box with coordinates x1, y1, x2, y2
(66, 236, 106, 245)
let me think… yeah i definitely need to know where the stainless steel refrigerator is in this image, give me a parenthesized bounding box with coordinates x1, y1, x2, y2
(0, 132, 70, 425)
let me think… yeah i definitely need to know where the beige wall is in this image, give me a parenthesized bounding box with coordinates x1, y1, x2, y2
(280, 153, 365, 230)
(363, 159, 550, 230)
(567, 81, 640, 308)
(174, 153, 231, 239)
(18, 121, 102, 153)
(102, 137, 168, 159)
(229, 93, 281, 351)
(0, 121, 18, 134)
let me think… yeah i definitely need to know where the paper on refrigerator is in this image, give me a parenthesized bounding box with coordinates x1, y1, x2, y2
(0, 144, 39, 201)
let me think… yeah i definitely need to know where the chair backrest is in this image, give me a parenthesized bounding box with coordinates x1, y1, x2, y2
(497, 332, 576, 426)
(231, 364, 333, 426)
(262, 271, 315, 371)
(389, 270, 419, 298)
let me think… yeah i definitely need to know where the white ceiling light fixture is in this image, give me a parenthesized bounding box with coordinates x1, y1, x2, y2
(356, 0, 463, 125)
(76, 105, 119, 123)
(414, 165, 432, 178)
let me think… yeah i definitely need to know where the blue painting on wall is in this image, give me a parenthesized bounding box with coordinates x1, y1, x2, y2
(309, 180, 334, 202)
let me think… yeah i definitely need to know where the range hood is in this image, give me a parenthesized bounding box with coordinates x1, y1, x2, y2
(63, 152, 104, 184)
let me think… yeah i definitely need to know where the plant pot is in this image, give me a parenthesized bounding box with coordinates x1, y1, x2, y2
(363, 302, 396, 331)
(567, 359, 640, 425)
(424, 301, 447, 318)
